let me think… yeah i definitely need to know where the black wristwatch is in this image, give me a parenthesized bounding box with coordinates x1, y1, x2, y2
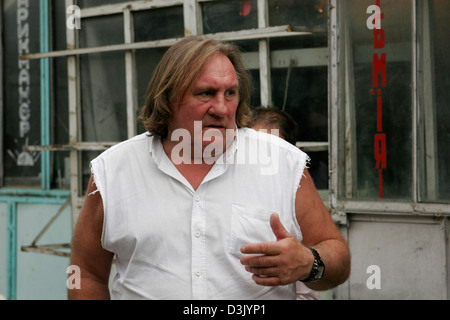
(300, 247, 325, 283)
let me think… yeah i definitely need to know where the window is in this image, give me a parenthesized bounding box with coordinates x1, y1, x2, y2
(332, 0, 449, 205)
(3, 0, 41, 186)
(417, 0, 450, 203)
(2, 0, 70, 188)
(335, 0, 412, 200)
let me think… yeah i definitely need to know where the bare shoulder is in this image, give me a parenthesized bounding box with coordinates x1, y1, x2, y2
(70, 174, 113, 282)
(74, 174, 105, 242)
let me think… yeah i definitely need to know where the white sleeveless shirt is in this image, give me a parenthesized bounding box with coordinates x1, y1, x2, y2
(90, 128, 309, 300)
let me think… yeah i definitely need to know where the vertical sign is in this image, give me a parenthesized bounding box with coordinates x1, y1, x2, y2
(367, 1, 386, 198)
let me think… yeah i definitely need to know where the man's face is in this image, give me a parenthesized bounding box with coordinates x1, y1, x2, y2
(167, 53, 239, 159)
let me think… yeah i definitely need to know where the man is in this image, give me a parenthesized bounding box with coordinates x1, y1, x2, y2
(69, 36, 350, 300)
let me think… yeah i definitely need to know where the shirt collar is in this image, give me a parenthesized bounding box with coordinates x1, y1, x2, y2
(148, 127, 240, 190)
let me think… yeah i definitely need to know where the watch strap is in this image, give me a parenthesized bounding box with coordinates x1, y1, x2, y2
(300, 247, 325, 283)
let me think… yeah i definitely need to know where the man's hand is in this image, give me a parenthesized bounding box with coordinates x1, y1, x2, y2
(239, 213, 314, 286)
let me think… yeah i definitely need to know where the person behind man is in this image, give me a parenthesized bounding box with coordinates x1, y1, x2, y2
(249, 106, 321, 300)
(249, 106, 299, 145)
(68, 36, 350, 300)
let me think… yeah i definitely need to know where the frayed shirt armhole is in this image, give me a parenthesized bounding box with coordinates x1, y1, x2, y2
(88, 186, 100, 196)
(88, 162, 101, 196)
(292, 152, 310, 242)
(297, 154, 311, 190)
(88, 160, 108, 251)
(88, 177, 100, 196)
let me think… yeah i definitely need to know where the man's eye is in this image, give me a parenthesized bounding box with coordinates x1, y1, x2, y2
(225, 90, 237, 97)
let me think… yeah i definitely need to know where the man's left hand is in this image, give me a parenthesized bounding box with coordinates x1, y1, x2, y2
(240, 213, 314, 286)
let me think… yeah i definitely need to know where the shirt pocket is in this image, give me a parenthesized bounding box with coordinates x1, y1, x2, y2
(228, 203, 277, 258)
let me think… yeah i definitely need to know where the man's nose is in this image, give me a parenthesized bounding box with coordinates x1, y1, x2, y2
(208, 93, 228, 117)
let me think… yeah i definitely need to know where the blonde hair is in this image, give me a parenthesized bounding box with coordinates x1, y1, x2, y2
(138, 36, 252, 138)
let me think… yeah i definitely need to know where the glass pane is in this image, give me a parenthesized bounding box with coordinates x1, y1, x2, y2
(202, 0, 257, 34)
(53, 0, 68, 51)
(3, 0, 41, 186)
(232, 40, 260, 108)
(249, 69, 261, 109)
(80, 51, 126, 195)
(339, 0, 412, 200)
(82, 151, 102, 194)
(135, 47, 169, 134)
(418, 0, 450, 203)
(80, 52, 127, 142)
(271, 66, 327, 143)
(268, 0, 327, 28)
(270, 66, 328, 189)
(79, 14, 124, 47)
(269, 32, 328, 189)
(52, 0, 70, 189)
(134, 6, 184, 42)
(51, 151, 71, 189)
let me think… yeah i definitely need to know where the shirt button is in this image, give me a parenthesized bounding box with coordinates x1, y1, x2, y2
(195, 270, 201, 277)
(194, 196, 200, 202)
(194, 231, 201, 238)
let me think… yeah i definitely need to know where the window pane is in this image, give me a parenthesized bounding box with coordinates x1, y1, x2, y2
(79, 14, 124, 47)
(269, 33, 328, 189)
(80, 51, 126, 195)
(53, 1, 69, 146)
(52, 0, 70, 189)
(80, 52, 127, 142)
(82, 151, 102, 194)
(271, 66, 327, 143)
(134, 6, 184, 42)
(418, 0, 450, 203)
(268, 0, 327, 28)
(202, 0, 257, 34)
(271, 65, 328, 189)
(3, 0, 41, 186)
(135, 47, 169, 134)
(339, 0, 412, 200)
(232, 40, 260, 108)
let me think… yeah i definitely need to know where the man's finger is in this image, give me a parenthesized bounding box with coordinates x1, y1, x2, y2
(245, 266, 278, 277)
(251, 274, 281, 287)
(240, 254, 278, 267)
(240, 241, 280, 255)
(270, 213, 292, 241)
